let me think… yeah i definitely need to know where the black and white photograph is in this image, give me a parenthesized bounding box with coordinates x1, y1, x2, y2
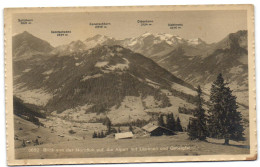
(4, 5, 256, 165)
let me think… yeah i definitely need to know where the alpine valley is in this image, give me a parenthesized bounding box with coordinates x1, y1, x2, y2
(12, 30, 249, 154)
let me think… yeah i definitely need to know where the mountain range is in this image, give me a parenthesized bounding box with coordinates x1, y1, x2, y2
(12, 30, 249, 123)
(49, 30, 248, 86)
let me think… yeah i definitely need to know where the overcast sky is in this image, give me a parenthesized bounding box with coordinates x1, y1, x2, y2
(12, 10, 247, 47)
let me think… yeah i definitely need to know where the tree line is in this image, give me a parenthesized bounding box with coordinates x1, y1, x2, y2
(187, 73, 244, 145)
(13, 96, 46, 126)
(92, 116, 137, 138)
(157, 113, 183, 133)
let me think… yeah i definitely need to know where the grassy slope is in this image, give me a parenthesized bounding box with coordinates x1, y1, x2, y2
(14, 115, 249, 159)
(15, 133, 249, 159)
(14, 116, 73, 149)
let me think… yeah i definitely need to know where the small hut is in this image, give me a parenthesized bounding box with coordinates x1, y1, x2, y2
(142, 123, 175, 136)
(115, 132, 134, 140)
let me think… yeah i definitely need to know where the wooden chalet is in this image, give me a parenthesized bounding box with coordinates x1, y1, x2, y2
(142, 123, 175, 136)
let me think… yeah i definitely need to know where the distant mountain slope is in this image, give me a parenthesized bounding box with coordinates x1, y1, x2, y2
(79, 32, 211, 59)
(13, 33, 195, 115)
(51, 40, 87, 55)
(76, 31, 247, 89)
(80, 30, 249, 108)
(84, 34, 118, 50)
(162, 30, 248, 86)
(119, 33, 186, 58)
(13, 31, 54, 60)
(54, 32, 211, 60)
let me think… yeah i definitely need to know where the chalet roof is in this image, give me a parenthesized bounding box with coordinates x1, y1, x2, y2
(142, 123, 159, 132)
(142, 123, 175, 134)
(115, 132, 134, 140)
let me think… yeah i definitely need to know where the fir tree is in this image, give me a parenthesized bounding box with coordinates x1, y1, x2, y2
(35, 138, 39, 145)
(195, 85, 207, 140)
(175, 117, 183, 132)
(97, 132, 101, 138)
(194, 85, 205, 117)
(187, 121, 191, 132)
(166, 113, 175, 132)
(101, 131, 105, 138)
(170, 113, 176, 131)
(129, 125, 133, 132)
(158, 114, 165, 127)
(105, 117, 112, 134)
(187, 119, 199, 140)
(187, 85, 207, 140)
(208, 73, 244, 145)
(166, 114, 170, 128)
(92, 131, 97, 138)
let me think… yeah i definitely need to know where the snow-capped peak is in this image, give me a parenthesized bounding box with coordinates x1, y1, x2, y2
(156, 33, 174, 38)
(153, 33, 185, 45)
(85, 34, 113, 43)
(187, 38, 205, 45)
(84, 35, 115, 50)
(141, 32, 153, 37)
(125, 32, 184, 46)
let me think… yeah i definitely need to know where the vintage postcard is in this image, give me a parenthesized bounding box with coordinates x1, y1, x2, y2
(4, 5, 256, 165)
